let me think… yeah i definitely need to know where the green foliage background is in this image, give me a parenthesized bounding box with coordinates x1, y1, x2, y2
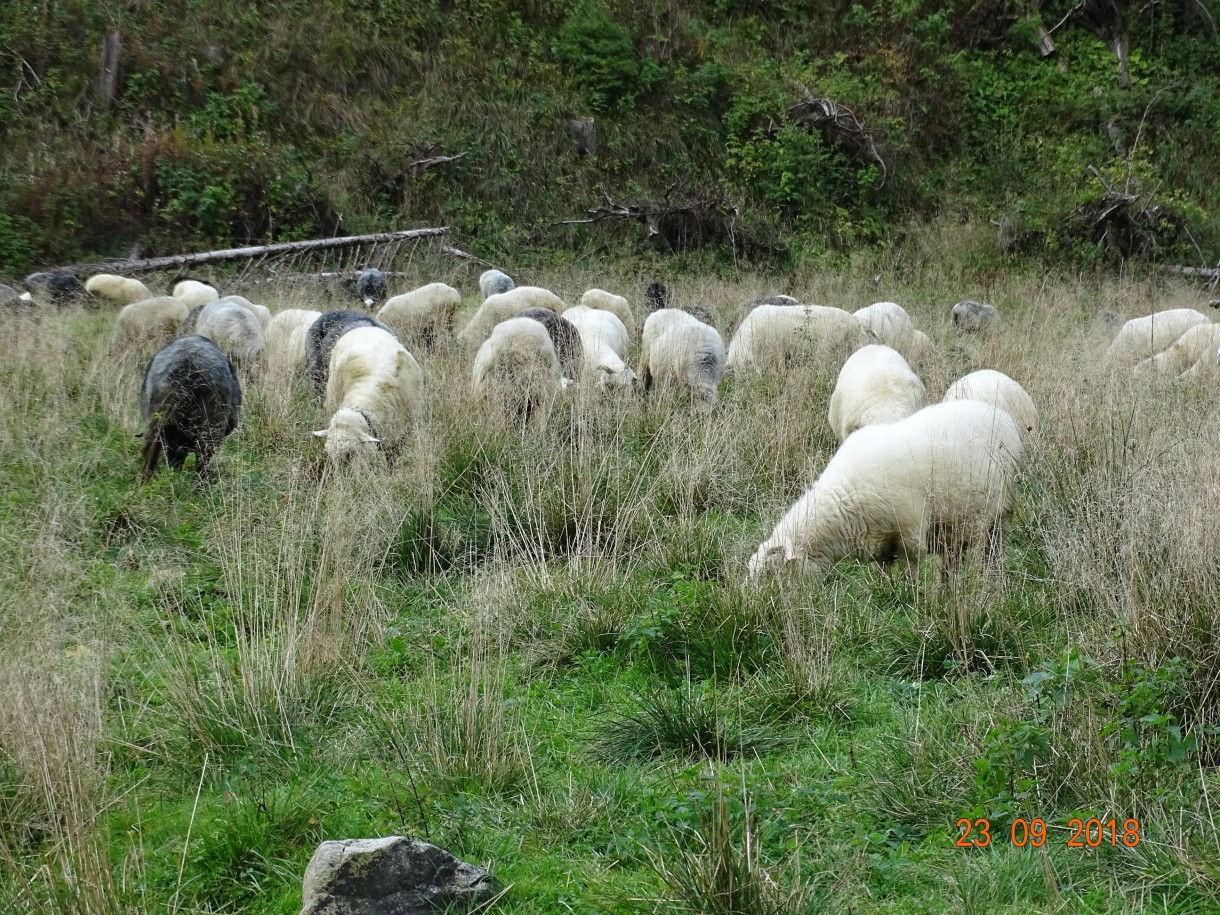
(0, 0, 1217, 272)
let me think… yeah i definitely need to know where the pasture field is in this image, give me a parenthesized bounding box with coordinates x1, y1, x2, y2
(3, 246, 1220, 914)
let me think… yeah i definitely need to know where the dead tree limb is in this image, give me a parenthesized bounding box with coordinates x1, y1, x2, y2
(49, 227, 449, 276)
(409, 152, 468, 172)
(778, 95, 887, 187)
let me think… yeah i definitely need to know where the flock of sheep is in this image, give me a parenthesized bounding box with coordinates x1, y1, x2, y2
(6, 263, 1213, 582)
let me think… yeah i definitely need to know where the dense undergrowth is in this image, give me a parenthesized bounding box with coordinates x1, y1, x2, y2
(2, 244, 1220, 913)
(1, 0, 1218, 273)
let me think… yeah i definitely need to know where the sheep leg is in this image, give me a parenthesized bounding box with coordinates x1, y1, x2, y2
(140, 427, 163, 484)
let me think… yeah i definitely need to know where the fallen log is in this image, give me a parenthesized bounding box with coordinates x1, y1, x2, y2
(48, 227, 449, 276)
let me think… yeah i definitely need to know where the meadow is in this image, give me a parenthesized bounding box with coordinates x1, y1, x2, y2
(3, 235, 1220, 913)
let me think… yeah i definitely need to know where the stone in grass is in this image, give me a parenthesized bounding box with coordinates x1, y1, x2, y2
(300, 836, 497, 915)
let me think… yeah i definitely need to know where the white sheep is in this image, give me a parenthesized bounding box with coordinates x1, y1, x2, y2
(85, 274, 153, 307)
(1133, 322, 1220, 380)
(194, 300, 266, 377)
(638, 308, 725, 409)
(218, 294, 272, 329)
(576, 288, 636, 338)
(563, 304, 636, 389)
(908, 329, 936, 360)
(951, 300, 1001, 334)
(479, 269, 515, 300)
(854, 301, 915, 351)
(265, 308, 323, 395)
(172, 280, 221, 308)
(1107, 309, 1211, 368)
(472, 317, 565, 429)
(942, 369, 1038, 439)
(377, 282, 462, 349)
(726, 303, 868, 375)
(827, 344, 925, 442)
(111, 296, 190, 360)
(457, 286, 566, 347)
(748, 400, 1024, 578)
(312, 326, 423, 462)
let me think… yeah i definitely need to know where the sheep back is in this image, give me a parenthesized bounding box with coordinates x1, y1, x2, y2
(942, 369, 1037, 438)
(306, 310, 393, 393)
(638, 308, 725, 408)
(378, 282, 462, 349)
(86, 274, 153, 307)
(827, 344, 925, 442)
(112, 296, 190, 360)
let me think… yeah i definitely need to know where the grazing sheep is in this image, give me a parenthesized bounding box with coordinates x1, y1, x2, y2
(313, 326, 423, 463)
(908, 329, 936, 361)
(726, 304, 868, 375)
(111, 296, 190, 361)
(748, 400, 1024, 579)
(265, 308, 323, 395)
(356, 268, 388, 309)
(377, 282, 462, 349)
(854, 301, 915, 351)
(577, 288, 636, 338)
(85, 274, 153, 307)
(827, 345, 925, 442)
(1106, 308, 1210, 367)
(472, 317, 565, 428)
(942, 369, 1038, 439)
(194, 300, 266, 377)
(305, 310, 393, 394)
(172, 280, 220, 308)
(1132, 322, 1220, 381)
(0, 284, 21, 307)
(458, 286, 566, 347)
(26, 271, 88, 306)
(684, 304, 717, 329)
(563, 305, 635, 389)
(638, 308, 725, 409)
(517, 307, 584, 381)
(644, 282, 671, 313)
(139, 335, 242, 483)
(951, 299, 1001, 334)
(218, 294, 272, 329)
(727, 296, 802, 339)
(479, 269, 515, 300)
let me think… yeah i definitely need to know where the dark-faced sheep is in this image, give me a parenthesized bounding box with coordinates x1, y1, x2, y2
(139, 335, 242, 483)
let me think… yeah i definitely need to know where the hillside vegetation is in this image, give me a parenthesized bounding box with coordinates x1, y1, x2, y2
(2, 254, 1220, 913)
(1, 0, 1218, 273)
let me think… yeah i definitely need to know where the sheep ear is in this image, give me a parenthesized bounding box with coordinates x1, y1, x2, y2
(359, 432, 380, 444)
(311, 429, 329, 439)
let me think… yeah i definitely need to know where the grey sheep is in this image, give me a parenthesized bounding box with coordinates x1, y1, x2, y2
(306, 310, 393, 393)
(517, 307, 584, 381)
(356, 268, 388, 309)
(479, 269, 516, 299)
(25, 271, 89, 306)
(139, 335, 242, 483)
(951, 300, 1001, 334)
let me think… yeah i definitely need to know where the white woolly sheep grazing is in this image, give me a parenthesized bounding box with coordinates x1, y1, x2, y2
(194, 300, 266, 377)
(1106, 308, 1211, 367)
(378, 282, 462, 349)
(313, 326, 423, 463)
(265, 308, 323, 394)
(472, 317, 565, 429)
(457, 286, 566, 347)
(748, 400, 1024, 579)
(86, 274, 153, 307)
(726, 303, 868, 375)
(908, 329, 936, 360)
(479, 269, 515, 300)
(638, 309, 725, 409)
(111, 296, 190, 361)
(951, 299, 1001, 334)
(827, 345, 925, 442)
(172, 280, 220, 308)
(1133, 322, 1220, 381)
(576, 288, 636, 338)
(218, 294, 272, 329)
(854, 302, 915, 351)
(942, 369, 1037, 440)
(564, 304, 636, 389)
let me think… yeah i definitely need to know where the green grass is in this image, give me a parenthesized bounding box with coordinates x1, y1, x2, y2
(2, 253, 1220, 914)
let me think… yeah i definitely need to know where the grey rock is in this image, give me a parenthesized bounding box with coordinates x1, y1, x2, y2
(300, 837, 496, 915)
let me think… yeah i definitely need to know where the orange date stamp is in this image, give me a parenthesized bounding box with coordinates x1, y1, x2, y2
(956, 817, 1141, 848)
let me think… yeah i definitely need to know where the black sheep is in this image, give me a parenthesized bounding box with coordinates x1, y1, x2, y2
(139, 335, 242, 483)
(356, 268, 388, 309)
(305, 310, 393, 394)
(517, 307, 584, 381)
